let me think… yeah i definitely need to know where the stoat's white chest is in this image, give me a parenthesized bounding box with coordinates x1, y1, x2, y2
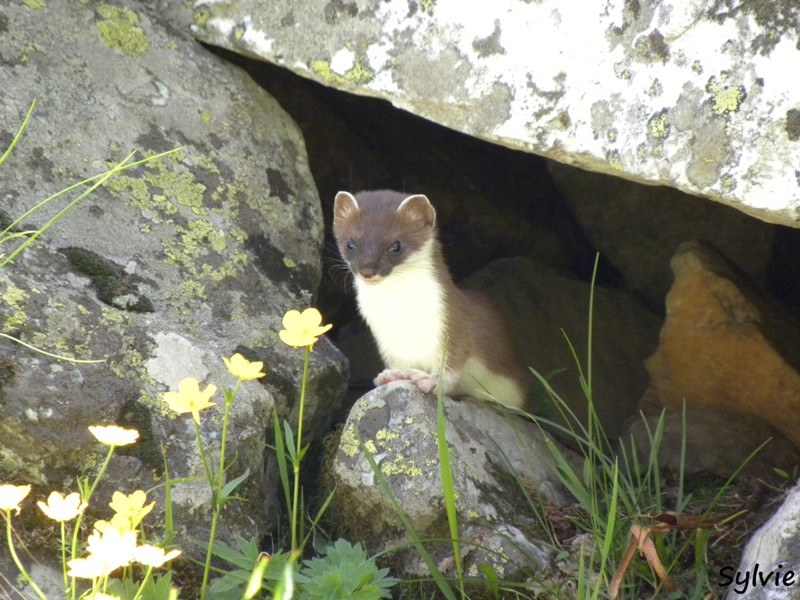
(354, 242, 447, 373)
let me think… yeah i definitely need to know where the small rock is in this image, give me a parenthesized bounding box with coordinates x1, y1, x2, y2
(727, 482, 800, 600)
(330, 380, 574, 580)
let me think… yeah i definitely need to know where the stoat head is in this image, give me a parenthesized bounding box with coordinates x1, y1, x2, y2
(333, 190, 437, 285)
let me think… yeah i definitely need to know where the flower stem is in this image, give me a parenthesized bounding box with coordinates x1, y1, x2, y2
(200, 379, 238, 600)
(193, 419, 215, 493)
(200, 509, 220, 600)
(60, 521, 69, 597)
(4, 509, 47, 600)
(71, 444, 116, 599)
(290, 345, 310, 552)
(132, 566, 155, 600)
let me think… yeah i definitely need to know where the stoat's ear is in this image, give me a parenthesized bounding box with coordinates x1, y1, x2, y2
(398, 194, 436, 229)
(334, 191, 360, 221)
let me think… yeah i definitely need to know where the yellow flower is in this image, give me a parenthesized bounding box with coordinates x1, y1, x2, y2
(223, 353, 266, 380)
(67, 556, 111, 579)
(107, 490, 154, 531)
(278, 308, 332, 349)
(68, 526, 137, 578)
(164, 377, 217, 424)
(88, 425, 140, 447)
(135, 544, 182, 567)
(66, 556, 108, 579)
(0, 484, 31, 513)
(37, 491, 86, 522)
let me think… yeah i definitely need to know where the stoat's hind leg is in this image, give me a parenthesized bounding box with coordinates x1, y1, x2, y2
(375, 368, 439, 395)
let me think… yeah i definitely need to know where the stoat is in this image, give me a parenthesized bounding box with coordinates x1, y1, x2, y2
(333, 190, 530, 410)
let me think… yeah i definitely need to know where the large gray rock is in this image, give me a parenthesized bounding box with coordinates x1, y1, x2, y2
(331, 381, 570, 580)
(192, 0, 800, 226)
(0, 1, 345, 557)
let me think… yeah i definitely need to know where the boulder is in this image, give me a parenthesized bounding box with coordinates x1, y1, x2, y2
(0, 0, 345, 558)
(330, 381, 569, 580)
(193, 0, 800, 226)
(462, 257, 661, 440)
(636, 241, 800, 472)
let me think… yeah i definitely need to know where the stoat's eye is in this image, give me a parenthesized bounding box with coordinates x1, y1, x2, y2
(346, 238, 357, 250)
(388, 241, 402, 254)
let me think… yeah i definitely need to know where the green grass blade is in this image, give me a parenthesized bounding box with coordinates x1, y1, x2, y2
(161, 448, 176, 553)
(1, 152, 135, 267)
(586, 253, 600, 404)
(272, 407, 292, 519)
(592, 459, 619, 600)
(0, 148, 181, 258)
(219, 468, 250, 503)
(0, 99, 35, 167)
(437, 393, 464, 598)
(0, 333, 106, 364)
(301, 487, 336, 550)
(358, 434, 457, 600)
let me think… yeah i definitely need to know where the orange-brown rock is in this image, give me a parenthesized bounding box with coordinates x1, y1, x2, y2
(641, 241, 800, 451)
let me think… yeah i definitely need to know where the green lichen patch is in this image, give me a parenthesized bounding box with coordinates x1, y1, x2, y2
(380, 453, 423, 477)
(95, 4, 149, 56)
(59, 247, 154, 313)
(1, 282, 30, 333)
(706, 76, 747, 116)
(310, 55, 375, 86)
(23, 0, 46, 9)
(648, 110, 671, 139)
(606, 149, 623, 171)
(107, 153, 218, 220)
(635, 29, 670, 63)
(193, 8, 211, 29)
(649, 79, 663, 96)
(103, 154, 255, 303)
(162, 218, 249, 292)
(340, 423, 365, 457)
(420, 0, 435, 12)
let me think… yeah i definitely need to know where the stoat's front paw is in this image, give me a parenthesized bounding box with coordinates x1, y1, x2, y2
(374, 368, 439, 395)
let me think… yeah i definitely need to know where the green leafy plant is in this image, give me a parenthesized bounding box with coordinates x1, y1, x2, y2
(207, 535, 293, 599)
(295, 539, 398, 600)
